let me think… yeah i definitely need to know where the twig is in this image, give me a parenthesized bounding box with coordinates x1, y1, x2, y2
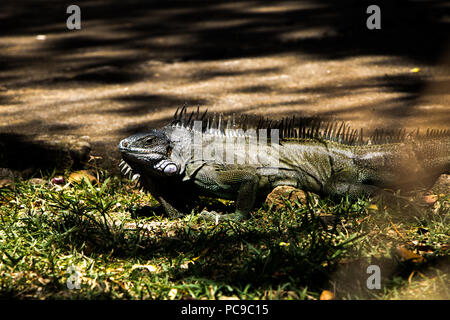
(389, 218, 407, 242)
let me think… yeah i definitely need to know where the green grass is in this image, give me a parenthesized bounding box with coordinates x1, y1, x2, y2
(0, 170, 448, 299)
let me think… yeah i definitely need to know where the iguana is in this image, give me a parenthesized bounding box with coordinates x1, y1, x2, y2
(118, 106, 449, 221)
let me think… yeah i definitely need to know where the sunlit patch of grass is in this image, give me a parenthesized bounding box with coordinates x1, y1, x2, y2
(0, 170, 448, 299)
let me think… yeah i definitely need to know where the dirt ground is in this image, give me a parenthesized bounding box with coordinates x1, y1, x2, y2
(0, 0, 449, 172)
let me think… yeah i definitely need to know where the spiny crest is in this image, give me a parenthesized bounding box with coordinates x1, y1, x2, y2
(368, 127, 450, 144)
(169, 106, 450, 145)
(171, 104, 208, 128)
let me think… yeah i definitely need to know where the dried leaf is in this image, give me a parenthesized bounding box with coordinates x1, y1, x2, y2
(219, 295, 239, 300)
(423, 195, 438, 205)
(68, 170, 98, 185)
(320, 290, 335, 300)
(0, 178, 14, 187)
(168, 288, 178, 300)
(395, 246, 425, 263)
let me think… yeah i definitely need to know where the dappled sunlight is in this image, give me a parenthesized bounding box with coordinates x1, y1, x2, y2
(1, 1, 449, 164)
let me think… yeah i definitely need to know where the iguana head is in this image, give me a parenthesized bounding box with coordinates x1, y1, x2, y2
(118, 130, 179, 179)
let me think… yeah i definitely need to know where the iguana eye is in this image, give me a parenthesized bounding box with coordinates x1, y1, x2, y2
(167, 146, 172, 156)
(145, 137, 155, 144)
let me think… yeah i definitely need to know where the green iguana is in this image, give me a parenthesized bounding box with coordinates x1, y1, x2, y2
(118, 106, 449, 221)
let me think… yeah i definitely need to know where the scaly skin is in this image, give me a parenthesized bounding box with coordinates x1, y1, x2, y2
(118, 110, 449, 221)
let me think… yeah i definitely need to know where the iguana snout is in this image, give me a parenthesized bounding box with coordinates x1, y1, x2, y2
(119, 130, 178, 177)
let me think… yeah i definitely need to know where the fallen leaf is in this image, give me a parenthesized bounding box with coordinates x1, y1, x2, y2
(132, 264, 157, 273)
(219, 295, 239, 300)
(68, 170, 98, 185)
(168, 288, 178, 300)
(320, 290, 334, 300)
(423, 194, 438, 205)
(0, 178, 14, 187)
(395, 246, 425, 263)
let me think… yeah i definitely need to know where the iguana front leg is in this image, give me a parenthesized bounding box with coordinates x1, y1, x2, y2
(192, 164, 260, 222)
(139, 175, 191, 218)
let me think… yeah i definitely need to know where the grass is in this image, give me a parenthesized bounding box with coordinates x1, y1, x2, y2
(0, 169, 448, 300)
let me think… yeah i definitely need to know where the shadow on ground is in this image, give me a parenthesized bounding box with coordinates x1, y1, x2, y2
(49, 206, 450, 299)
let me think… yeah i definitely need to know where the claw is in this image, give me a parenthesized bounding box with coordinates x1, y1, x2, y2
(120, 161, 128, 171)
